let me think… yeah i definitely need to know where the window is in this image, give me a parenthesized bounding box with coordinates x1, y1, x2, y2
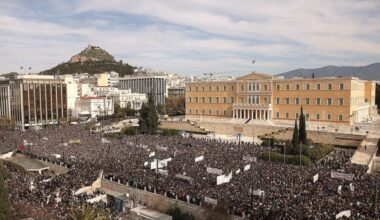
(296, 84, 300, 90)
(209, 86, 212, 91)
(338, 114, 343, 121)
(285, 98, 290, 104)
(316, 113, 320, 120)
(264, 97, 268, 104)
(202, 97, 205, 103)
(240, 98, 244, 103)
(285, 112, 289, 118)
(327, 98, 332, 105)
(189, 109, 192, 114)
(224, 85, 226, 91)
(231, 97, 234, 103)
(276, 112, 280, 118)
(339, 98, 344, 106)
(202, 86, 205, 91)
(316, 98, 321, 105)
(340, 83, 344, 90)
(196, 109, 198, 114)
(295, 113, 299, 119)
(275, 98, 280, 104)
(209, 97, 212, 103)
(295, 98, 300, 105)
(305, 98, 310, 105)
(189, 87, 192, 91)
(286, 84, 290, 91)
(223, 97, 226, 103)
(276, 84, 280, 90)
(216, 97, 219, 103)
(217, 86, 219, 91)
(209, 109, 212, 115)
(306, 84, 310, 90)
(224, 110, 226, 116)
(306, 113, 310, 120)
(231, 85, 234, 90)
(317, 84, 321, 90)
(328, 84, 332, 90)
(264, 85, 268, 91)
(202, 109, 205, 114)
(327, 113, 332, 120)
(196, 86, 198, 91)
(195, 97, 198, 103)
(241, 85, 244, 91)
(216, 110, 219, 115)
(188, 97, 192, 103)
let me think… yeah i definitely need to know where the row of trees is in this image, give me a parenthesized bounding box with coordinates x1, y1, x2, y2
(291, 106, 308, 147)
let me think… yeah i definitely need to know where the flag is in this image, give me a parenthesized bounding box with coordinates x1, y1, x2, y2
(195, 155, 204, 162)
(313, 174, 319, 183)
(244, 164, 250, 171)
(235, 169, 241, 174)
(17, 145, 26, 151)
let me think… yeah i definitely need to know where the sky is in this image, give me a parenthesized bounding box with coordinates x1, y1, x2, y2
(0, 0, 380, 76)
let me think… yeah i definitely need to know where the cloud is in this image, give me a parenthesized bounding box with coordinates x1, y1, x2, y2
(0, 0, 379, 75)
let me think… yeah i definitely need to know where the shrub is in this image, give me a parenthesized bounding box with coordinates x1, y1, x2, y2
(121, 126, 139, 135)
(309, 143, 333, 161)
(260, 152, 312, 166)
(158, 129, 179, 136)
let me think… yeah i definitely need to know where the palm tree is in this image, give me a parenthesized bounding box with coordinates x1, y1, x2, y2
(69, 205, 108, 220)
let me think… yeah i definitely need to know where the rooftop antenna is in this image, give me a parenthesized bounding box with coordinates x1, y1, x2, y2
(252, 58, 256, 73)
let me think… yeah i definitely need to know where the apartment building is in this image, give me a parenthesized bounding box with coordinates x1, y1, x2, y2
(185, 72, 377, 125)
(0, 75, 67, 129)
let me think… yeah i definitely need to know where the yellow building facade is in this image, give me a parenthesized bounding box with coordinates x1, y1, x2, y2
(185, 73, 377, 125)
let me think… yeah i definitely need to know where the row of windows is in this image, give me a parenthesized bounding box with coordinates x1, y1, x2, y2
(275, 83, 345, 91)
(242, 83, 269, 91)
(188, 97, 234, 104)
(188, 109, 230, 115)
(275, 112, 345, 121)
(275, 97, 345, 106)
(189, 85, 233, 92)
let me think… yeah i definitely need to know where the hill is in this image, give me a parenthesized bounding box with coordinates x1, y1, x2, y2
(278, 63, 380, 80)
(40, 45, 136, 76)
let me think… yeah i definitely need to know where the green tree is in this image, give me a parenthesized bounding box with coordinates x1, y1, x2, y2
(298, 107, 307, 145)
(0, 162, 10, 220)
(291, 119, 299, 148)
(70, 205, 108, 220)
(138, 94, 159, 134)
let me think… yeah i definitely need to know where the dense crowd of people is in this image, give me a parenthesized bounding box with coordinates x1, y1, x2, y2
(1, 123, 380, 219)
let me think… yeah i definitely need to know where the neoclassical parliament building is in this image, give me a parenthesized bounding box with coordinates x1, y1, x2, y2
(185, 73, 378, 125)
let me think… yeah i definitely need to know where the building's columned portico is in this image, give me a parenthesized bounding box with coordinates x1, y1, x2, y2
(232, 103, 272, 121)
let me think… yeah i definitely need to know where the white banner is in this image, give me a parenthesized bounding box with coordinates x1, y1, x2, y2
(243, 155, 255, 162)
(204, 196, 217, 206)
(158, 169, 168, 176)
(101, 138, 110, 144)
(252, 189, 265, 197)
(244, 164, 251, 171)
(350, 183, 354, 192)
(331, 171, 354, 181)
(336, 210, 351, 219)
(144, 161, 149, 166)
(313, 174, 319, 183)
(149, 152, 156, 158)
(338, 185, 342, 195)
(206, 167, 223, 175)
(216, 172, 232, 185)
(195, 155, 204, 162)
(235, 169, 241, 174)
(156, 146, 168, 151)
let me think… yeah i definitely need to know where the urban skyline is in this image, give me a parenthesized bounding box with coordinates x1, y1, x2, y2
(1, 0, 380, 75)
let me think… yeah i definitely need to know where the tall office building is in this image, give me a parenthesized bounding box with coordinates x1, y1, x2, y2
(119, 75, 166, 106)
(0, 75, 67, 129)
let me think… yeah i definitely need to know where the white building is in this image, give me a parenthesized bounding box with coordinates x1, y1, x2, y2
(95, 71, 119, 87)
(92, 87, 147, 110)
(73, 97, 114, 118)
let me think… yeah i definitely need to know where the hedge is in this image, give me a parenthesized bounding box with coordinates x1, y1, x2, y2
(260, 152, 312, 166)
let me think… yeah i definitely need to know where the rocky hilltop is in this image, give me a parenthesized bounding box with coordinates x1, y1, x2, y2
(69, 45, 115, 63)
(40, 45, 135, 76)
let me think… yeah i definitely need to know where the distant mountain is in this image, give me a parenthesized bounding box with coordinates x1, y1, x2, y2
(278, 63, 380, 81)
(40, 45, 135, 77)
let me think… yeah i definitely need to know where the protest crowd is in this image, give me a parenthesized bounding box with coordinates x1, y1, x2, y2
(1, 123, 379, 219)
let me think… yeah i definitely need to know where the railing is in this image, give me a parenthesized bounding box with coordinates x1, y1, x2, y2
(233, 103, 272, 108)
